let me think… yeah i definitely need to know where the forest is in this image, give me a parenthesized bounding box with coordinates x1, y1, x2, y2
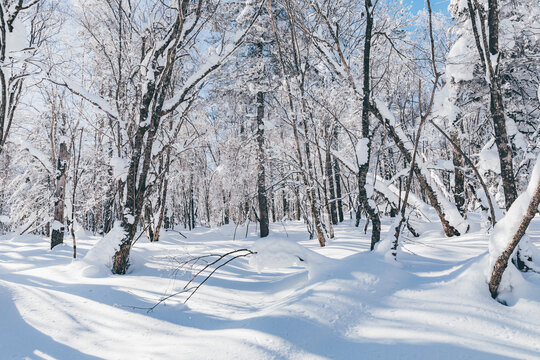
(0, 0, 539, 359)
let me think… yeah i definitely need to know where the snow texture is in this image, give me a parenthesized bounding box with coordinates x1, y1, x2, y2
(73, 221, 125, 277)
(446, 36, 475, 82)
(355, 138, 370, 166)
(5, 17, 26, 55)
(12, 138, 53, 171)
(479, 138, 501, 174)
(110, 156, 129, 182)
(1, 218, 540, 359)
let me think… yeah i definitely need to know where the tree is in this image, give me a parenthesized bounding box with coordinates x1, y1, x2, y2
(0, 0, 42, 155)
(488, 153, 540, 299)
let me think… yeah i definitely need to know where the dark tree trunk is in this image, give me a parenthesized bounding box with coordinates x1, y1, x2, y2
(489, 174, 540, 299)
(144, 201, 154, 242)
(103, 181, 114, 234)
(152, 148, 171, 242)
(223, 192, 229, 225)
(334, 157, 344, 222)
(256, 90, 269, 238)
(468, 0, 517, 210)
(282, 190, 288, 220)
(359, 0, 381, 250)
(488, 0, 517, 209)
(295, 176, 301, 221)
(271, 190, 276, 224)
(451, 129, 466, 215)
(51, 117, 69, 249)
(326, 145, 338, 225)
(371, 104, 463, 237)
(190, 175, 195, 230)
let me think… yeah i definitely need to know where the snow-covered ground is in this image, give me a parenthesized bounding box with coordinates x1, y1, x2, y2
(1, 216, 540, 359)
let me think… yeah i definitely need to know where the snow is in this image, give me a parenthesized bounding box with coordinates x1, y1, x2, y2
(5, 17, 27, 54)
(51, 220, 64, 231)
(250, 237, 331, 280)
(487, 153, 540, 298)
(110, 156, 129, 182)
(355, 138, 369, 166)
(12, 138, 53, 171)
(374, 98, 469, 235)
(62, 78, 119, 119)
(478, 138, 501, 174)
(1, 217, 539, 359)
(432, 82, 459, 126)
(0, 215, 10, 223)
(72, 221, 125, 277)
(446, 36, 475, 82)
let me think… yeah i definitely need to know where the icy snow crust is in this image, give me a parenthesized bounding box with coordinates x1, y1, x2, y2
(1, 217, 540, 359)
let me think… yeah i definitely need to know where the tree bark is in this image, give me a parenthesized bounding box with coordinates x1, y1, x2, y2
(430, 120, 497, 226)
(152, 149, 170, 242)
(370, 104, 462, 237)
(51, 117, 69, 249)
(359, 0, 381, 250)
(469, 0, 517, 210)
(334, 157, 344, 222)
(451, 129, 466, 215)
(325, 144, 338, 225)
(256, 90, 269, 237)
(489, 175, 540, 299)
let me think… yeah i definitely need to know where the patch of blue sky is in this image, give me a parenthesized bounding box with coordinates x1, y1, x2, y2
(407, 0, 450, 14)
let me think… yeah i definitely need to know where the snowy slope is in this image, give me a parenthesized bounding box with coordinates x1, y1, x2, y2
(1, 217, 540, 360)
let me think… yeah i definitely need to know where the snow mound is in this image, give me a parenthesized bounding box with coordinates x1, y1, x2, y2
(74, 222, 125, 277)
(249, 237, 334, 280)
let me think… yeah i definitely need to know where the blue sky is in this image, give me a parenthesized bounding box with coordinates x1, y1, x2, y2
(409, 0, 450, 14)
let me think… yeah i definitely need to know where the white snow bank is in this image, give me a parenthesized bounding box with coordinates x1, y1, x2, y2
(72, 222, 125, 277)
(249, 237, 334, 280)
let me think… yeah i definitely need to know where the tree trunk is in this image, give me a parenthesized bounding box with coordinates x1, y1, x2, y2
(51, 118, 69, 249)
(359, 0, 381, 250)
(326, 144, 338, 225)
(451, 129, 466, 215)
(152, 149, 170, 242)
(190, 174, 195, 230)
(256, 90, 269, 238)
(469, 0, 517, 210)
(223, 191, 230, 225)
(334, 157, 344, 222)
(370, 103, 464, 237)
(489, 172, 540, 299)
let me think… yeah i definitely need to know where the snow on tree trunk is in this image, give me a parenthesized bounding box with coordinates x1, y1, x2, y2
(358, 0, 381, 251)
(370, 100, 469, 237)
(467, 0, 518, 210)
(488, 153, 540, 299)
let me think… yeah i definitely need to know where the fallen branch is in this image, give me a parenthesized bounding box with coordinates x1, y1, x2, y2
(131, 248, 257, 312)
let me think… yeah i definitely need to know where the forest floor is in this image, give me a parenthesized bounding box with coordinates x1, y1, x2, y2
(1, 215, 540, 359)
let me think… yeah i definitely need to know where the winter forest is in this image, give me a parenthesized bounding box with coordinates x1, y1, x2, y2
(1, 0, 540, 358)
